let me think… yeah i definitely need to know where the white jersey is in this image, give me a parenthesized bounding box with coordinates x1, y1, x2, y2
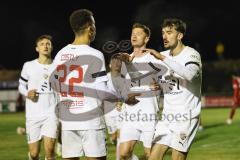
(51, 44, 108, 130)
(103, 73, 125, 118)
(19, 59, 56, 120)
(161, 46, 202, 118)
(121, 53, 167, 131)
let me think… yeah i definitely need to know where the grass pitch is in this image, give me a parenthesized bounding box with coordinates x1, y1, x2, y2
(0, 108, 239, 160)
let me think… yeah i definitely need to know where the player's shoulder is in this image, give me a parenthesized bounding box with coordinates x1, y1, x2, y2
(161, 50, 170, 57)
(184, 46, 202, 66)
(185, 46, 201, 58)
(23, 59, 38, 67)
(78, 45, 104, 58)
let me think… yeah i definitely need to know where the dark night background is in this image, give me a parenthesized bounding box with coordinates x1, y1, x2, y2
(1, 0, 239, 69)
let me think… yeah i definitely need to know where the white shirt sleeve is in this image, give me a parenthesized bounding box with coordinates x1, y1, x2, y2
(18, 63, 29, 97)
(95, 81, 120, 101)
(163, 57, 201, 82)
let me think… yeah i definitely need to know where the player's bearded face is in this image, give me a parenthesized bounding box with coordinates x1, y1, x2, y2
(36, 39, 52, 56)
(162, 27, 179, 49)
(131, 28, 148, 48)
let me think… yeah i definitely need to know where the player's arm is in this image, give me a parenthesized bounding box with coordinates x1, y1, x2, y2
(18, 63, 39, 102)
(144, 48, 201, 82)
(115, 77, 141, 105)
(93, 74, 140, 105)
(119, 53, 144, 80)
(18, 63, 29, 96)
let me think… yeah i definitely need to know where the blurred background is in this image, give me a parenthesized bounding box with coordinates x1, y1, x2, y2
(0, 1, 239, 159)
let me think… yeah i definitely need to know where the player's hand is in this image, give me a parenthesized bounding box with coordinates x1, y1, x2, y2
(142, 48, 165, 61)
(125, 93, 141, 105)
(116, 101, 123, 111)
(150, 78, 161, 91)
(27, 89, 39, 102)
(118, 53, 135, 63)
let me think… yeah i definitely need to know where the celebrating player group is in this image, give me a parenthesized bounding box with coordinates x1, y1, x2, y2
(19, 8, 202, 160)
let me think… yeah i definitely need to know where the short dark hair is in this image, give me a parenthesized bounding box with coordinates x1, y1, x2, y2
(132, 23, 151, 37)
(35, 34, 52, 46)
(162, 18, 186, 35)
(69, 9, 94, 34)
(110, 53, 121, 61)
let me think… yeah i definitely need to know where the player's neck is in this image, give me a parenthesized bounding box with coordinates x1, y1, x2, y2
(38, 54, 52, 64)
(133, 46, 147, 57)
(111, 71, 121, 77)
(72, 35, 90, 45)
(170, 42, 185, 56)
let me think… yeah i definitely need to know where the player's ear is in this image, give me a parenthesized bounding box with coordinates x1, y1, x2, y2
(177, 32, 183, 40)
(35, 46, 39, 53)
(145, 36, 150, 43)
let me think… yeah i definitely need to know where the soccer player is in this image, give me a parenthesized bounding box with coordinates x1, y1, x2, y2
(18, 35, 58, 160)
(103, 53, 139, 160)
(104, 54, 124, 145)
(226, 75, 240, 124)
(118, 23, 166, 160)
(145, 18, 202, 160)
(49, 9, 138, 160)
(103, 53, 127, 159)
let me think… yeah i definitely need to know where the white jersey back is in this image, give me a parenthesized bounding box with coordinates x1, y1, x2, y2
(19, 59, 56, 120)
(52, 44, 108, 130)
(161, 46, 202, 117)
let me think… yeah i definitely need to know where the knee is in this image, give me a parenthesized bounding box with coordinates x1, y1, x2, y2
(44, 146, 55, 158)
(29, 151, 39, 160)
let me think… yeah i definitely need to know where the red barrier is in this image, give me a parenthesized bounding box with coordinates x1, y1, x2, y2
(202, 96, 233, 107)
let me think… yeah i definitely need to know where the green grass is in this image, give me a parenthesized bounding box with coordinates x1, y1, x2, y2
(0, 108, 240, 160)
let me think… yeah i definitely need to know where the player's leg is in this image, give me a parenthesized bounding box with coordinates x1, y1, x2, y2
(172, 149, 188, 160)
(62, 130, 83, 160)
(148, 144, 169, 160)
(170, 118, 200, 160)
(56, 123, 62, 157)
(227, 89, 240, 124)
(140, 130, 155, 159)
(119, 140, 137, 160)
(26, 120, 42, 160)
(119, 124, 140, 160)
(227, 105, 238, 124)
(148, 119, 172, 160)
(43, 136, 56, 160)
(110, 131, 118, 145)
(28, 142, 41, 160)
(83, 129, 107, 160)
(42, 118, 58, 160)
